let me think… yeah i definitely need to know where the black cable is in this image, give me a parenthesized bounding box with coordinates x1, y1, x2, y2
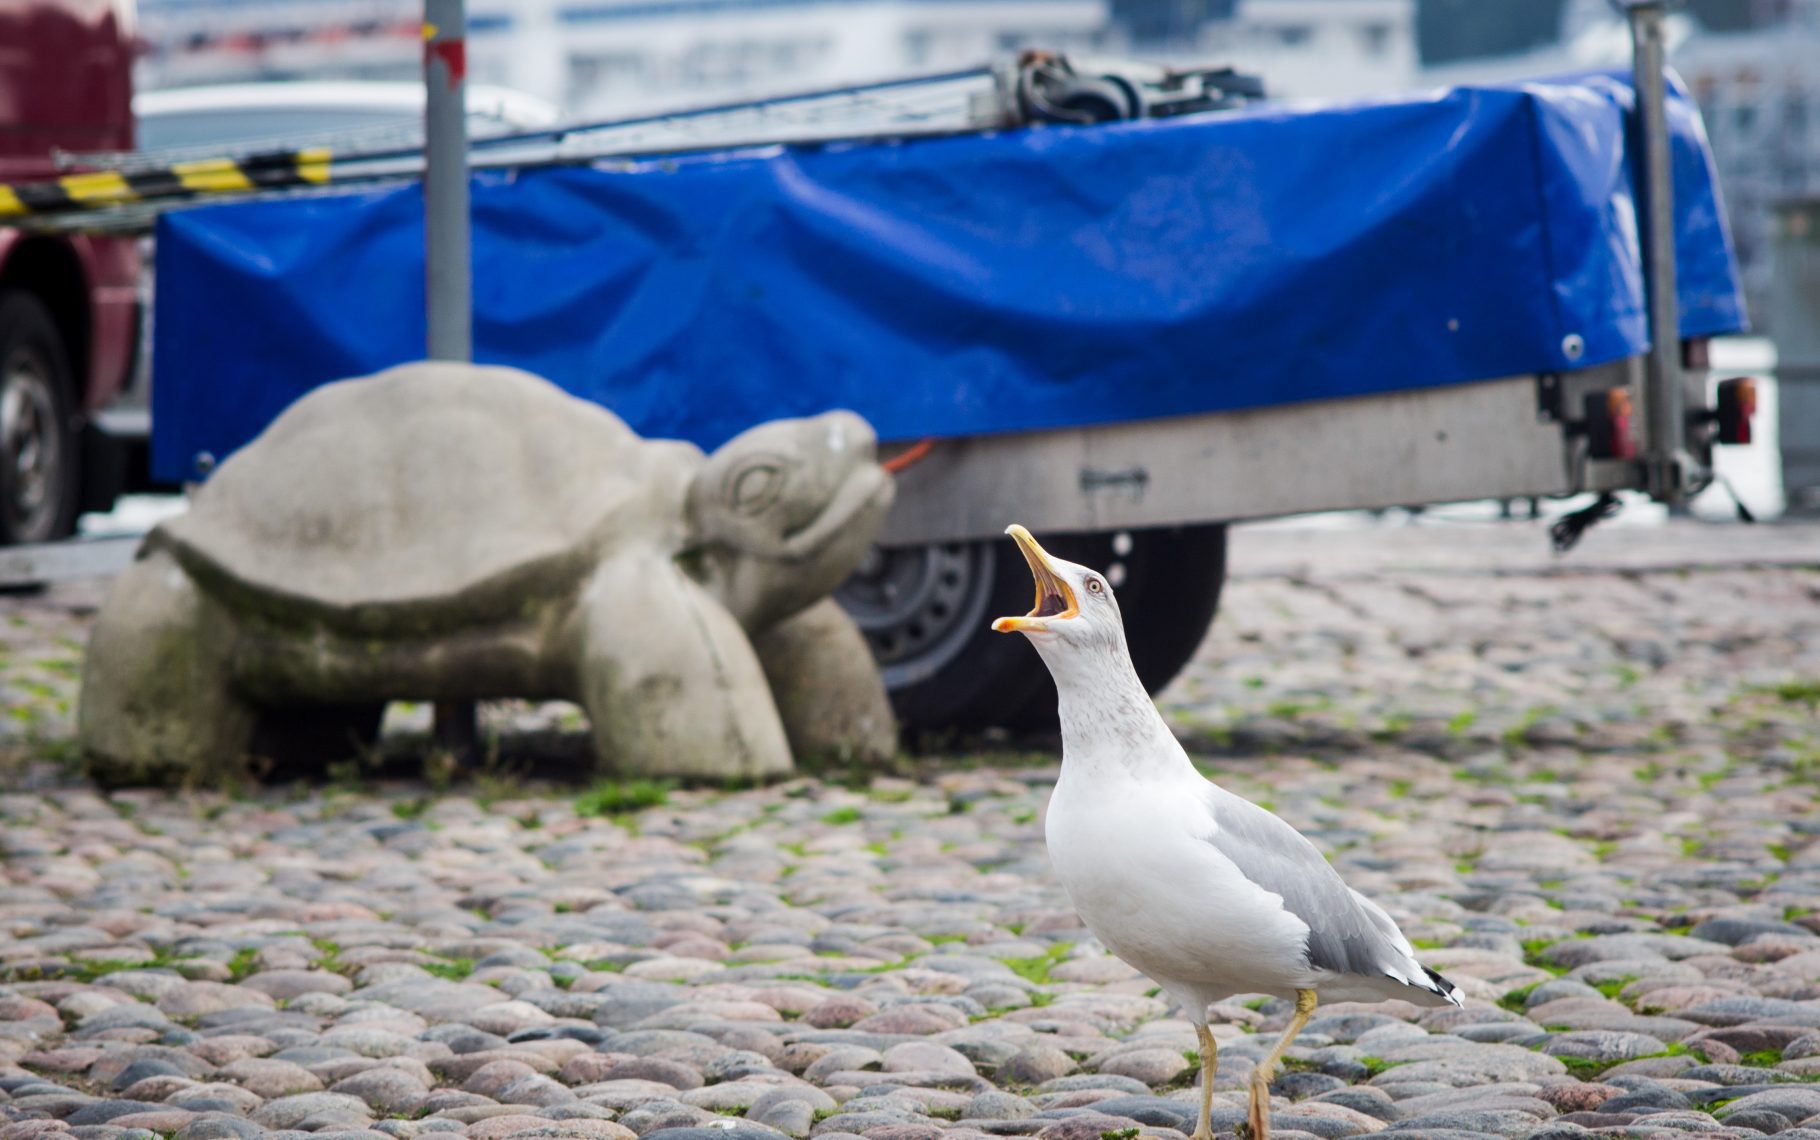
(1714, 473, 1756, 523)
(1549, 491, 1623, 554)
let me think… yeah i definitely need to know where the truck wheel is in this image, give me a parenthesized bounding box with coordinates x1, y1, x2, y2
(834, 524, 1227, 737)
(0, 292, 81, 545)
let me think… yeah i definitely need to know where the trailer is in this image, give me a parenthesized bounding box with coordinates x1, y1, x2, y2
(6, 6, 1759, 735)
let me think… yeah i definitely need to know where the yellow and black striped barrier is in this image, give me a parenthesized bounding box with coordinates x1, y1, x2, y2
(0, 149, 332, 219)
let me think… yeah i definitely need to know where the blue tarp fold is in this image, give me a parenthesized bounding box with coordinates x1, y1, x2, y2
(151, 68, 1745, 483)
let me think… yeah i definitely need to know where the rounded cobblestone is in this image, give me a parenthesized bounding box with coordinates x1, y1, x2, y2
(1, 522, 1817, 1140)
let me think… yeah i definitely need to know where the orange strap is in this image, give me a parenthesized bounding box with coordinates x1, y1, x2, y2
(881, 438, 935, 474)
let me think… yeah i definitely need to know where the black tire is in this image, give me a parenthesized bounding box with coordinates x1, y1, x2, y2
(1118, 525, 1229, 694)
(0, 291, 81, 545)
(835, 524, 1227, 737)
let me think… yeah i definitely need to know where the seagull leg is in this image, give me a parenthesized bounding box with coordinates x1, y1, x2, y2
(1245, 989, 1318, 1140)
(1191, 1024, 1218, 1140)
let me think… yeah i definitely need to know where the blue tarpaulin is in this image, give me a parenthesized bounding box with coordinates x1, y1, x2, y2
(150, 68, 1745, 483)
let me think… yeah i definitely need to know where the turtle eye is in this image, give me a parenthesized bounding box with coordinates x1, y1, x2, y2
(728, 461, 784, 515)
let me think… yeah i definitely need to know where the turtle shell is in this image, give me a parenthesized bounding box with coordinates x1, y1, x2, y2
(152, 362, 704, 636)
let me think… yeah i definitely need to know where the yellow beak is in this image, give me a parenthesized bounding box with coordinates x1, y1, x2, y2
(992, 524, 1079, 633)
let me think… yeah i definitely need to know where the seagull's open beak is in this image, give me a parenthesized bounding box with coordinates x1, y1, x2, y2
(992, 524, 1078, 634)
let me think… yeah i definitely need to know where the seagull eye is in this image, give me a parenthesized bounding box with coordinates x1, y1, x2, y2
(1086, 578, 1104, 595)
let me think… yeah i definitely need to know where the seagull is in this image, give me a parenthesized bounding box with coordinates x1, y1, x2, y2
(992, 524, 1461, 1140)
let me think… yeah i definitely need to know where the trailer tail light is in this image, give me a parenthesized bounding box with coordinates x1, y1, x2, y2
(1585, 388, 1637, 460)
(1716, 377, 1756, 445)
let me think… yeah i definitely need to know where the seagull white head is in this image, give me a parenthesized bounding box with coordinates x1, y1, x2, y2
(991, 523, 1173, 759)
(991, 524, 1127, 658)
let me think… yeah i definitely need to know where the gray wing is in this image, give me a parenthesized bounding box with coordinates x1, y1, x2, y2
(1199, 785, 1421, 984)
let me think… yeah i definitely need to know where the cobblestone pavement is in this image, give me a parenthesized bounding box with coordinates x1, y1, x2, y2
(3, 518, 1820, 1140)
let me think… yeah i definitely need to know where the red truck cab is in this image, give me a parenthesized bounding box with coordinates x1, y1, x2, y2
(0, 0, 141, 543)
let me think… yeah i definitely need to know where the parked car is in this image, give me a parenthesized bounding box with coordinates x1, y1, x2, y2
(0, 0, 142, 544)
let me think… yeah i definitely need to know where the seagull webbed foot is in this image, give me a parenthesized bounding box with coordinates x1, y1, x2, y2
(1244, 1074, 1270, 1140)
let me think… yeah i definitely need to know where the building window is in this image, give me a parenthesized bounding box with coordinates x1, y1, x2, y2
(568, 52, 647, 104)
(775, 38, 827, 72)
(1358, 22, 1390, 56)
(680, 42, 752, 87)
(905, 29, 932, 67)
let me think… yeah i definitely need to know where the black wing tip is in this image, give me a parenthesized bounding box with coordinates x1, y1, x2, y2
(1388, 964, 1462, 1007)
(1422, 964, 1464, 1007)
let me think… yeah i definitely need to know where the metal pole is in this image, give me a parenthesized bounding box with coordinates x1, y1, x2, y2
(424, 0, 471, 362)
(1624, 0, 1690, 505)
(423, 0, 480, 760)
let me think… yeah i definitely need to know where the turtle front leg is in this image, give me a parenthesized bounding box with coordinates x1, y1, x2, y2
(79, 549, 256, 788)
(570, 558, 793, 781)
(751, 598, 896, 765)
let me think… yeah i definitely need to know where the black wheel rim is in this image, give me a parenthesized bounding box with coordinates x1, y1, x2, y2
(1, 344, 64, 543)
(833, 541, 998, 691)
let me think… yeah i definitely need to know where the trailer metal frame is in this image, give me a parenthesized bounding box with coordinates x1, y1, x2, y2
(876, 365, 1655, 547)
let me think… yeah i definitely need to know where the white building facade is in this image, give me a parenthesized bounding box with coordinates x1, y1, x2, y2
(138, 0, 1436, 117)
(477, 0, 1105, 117)
(1198, 0, 1415, 102)
(138, 0, 1108, 119)
(136, 0, 424, 89)
(1676, 17, 1820, 317)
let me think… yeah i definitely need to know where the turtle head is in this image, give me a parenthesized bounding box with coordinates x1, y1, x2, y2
(685, 410, 895, 631)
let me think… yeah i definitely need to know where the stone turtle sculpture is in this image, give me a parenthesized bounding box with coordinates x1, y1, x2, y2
(79, 361, 897, 786)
